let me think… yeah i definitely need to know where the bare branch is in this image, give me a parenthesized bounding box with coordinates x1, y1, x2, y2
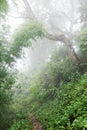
(44, 30, 65, 42)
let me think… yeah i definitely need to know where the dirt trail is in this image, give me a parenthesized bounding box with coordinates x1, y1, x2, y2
(29, 114, 43, 130)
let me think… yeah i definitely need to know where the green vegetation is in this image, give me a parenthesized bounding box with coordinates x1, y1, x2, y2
(8, 113, 32, 130)
(33, 73, 87, 130)
(0, 24, 14, 130)
(11, 22, 44, 57)
(0, 0, 8, 14)
(0, 0, 87, 130)
(9, 44, 87, 130)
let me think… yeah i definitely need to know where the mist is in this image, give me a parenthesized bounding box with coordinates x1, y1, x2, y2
(0, 0, 87, 130)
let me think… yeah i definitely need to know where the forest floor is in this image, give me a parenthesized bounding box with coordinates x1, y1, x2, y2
(29, 114, 43, 130)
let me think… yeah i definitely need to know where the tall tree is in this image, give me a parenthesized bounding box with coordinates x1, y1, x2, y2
(10, 0, 80, 66)
(0, 5, 14, 128)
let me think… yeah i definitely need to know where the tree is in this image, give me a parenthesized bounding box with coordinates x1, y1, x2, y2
(10, 0, 80, 66)
(0, 20, 14, 130)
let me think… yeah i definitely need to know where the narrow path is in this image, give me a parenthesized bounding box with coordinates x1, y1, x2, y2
(29, 114, 43, 130)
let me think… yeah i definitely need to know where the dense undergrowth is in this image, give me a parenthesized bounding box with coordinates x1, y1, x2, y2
(8, 45, 87, 130)
(8, 113, 32, 130)
(9, 71, 87, 130)
(32, 73, 87, 130)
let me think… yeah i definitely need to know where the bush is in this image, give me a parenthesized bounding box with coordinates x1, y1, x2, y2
(32, 73, 87, 130)
(8, 112, 32, 130)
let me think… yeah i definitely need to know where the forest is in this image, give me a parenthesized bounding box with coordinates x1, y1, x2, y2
(0, 0, 87, 130)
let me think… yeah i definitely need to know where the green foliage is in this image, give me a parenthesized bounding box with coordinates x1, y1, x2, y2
(1, 1, 87, 130)
(75, 30, 87, 72)
(8, 111, 32, 130)
(0, 0, 8, 14)
(77, 0, 87, 72)
(79, 30, 87, 60)
(27, 46, 79, 107)
(32, 73, 87, 130)
(11, 22, 44, 57)
(12, 46, 80, 114)
(3, 2, 87, 129)
(10, 43, 87, 130)
(8, 119, 32, 130)
(75, 0, 87, 66)
(0, 23, 14, 129)
(11, 46, 86, 130)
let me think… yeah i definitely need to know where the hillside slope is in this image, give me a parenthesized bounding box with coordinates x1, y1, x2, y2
(32, 73, 87, 130)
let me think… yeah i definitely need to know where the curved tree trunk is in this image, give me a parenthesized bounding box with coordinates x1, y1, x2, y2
(44, 31, 80, 66)
(22, 0, 80, 66)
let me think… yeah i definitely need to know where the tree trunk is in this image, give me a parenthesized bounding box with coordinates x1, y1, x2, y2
(22, 0, 80, 66)
(44, 30, 79, 66)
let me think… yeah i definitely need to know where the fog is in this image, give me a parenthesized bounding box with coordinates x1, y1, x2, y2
(4, 0, 80, 87)
(1, 0, 87, 129)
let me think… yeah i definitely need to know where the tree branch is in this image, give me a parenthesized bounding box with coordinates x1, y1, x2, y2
(44, 30, 79, 66)
(15, 0, 80, 66)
